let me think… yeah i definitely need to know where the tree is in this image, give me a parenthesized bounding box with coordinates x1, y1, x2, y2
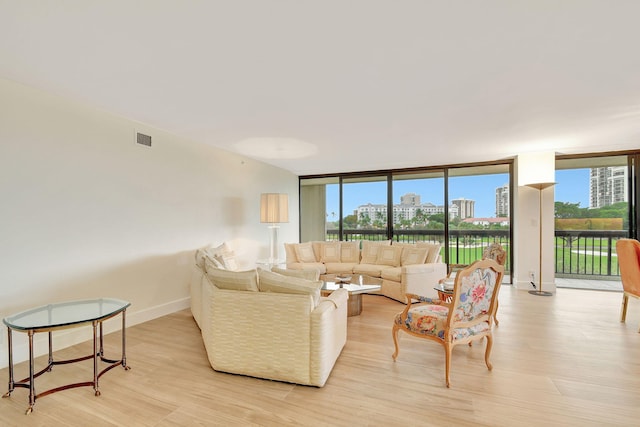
(343, 214, 357, 229)
(555, 201, 583, 219)
(358, 213, 371, 229)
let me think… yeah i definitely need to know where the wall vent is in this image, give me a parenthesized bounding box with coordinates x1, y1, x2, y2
(136, 132, 152, 147)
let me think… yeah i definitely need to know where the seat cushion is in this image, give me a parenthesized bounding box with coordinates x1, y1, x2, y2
(324, 262, 357, 274)
(352, 263, 392, 278)
(381, 266, 401, 282)
(394, 304, 449, 338)
(286, 262, 327, 274)
(394, 304, 491, 341)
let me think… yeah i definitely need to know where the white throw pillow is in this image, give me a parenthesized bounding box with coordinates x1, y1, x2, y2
(340, 241, 360, 263)
(361, 240, 391, 264)
(319, 242, 341, 263)
(375, 245, 403, 267)
(417, 242, 442, 263)
(401, 246, 429, 266)
(284, 243, 299, 263)
(295, 242, 317, 263)
(205, 264, 258, 291)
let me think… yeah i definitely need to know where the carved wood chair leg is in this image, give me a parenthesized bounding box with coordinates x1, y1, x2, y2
(485, 334, 493, 371)
(391, 326, 400, 360)
(444, 343, 452, 388)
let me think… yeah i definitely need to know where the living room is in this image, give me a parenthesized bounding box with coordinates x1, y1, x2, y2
(2, 2, 640, 425)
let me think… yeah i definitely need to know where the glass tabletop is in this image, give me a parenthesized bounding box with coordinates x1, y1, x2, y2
(3, 298, 131, 331)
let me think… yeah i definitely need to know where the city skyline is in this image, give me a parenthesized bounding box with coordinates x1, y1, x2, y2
(325, 169, 592, 220)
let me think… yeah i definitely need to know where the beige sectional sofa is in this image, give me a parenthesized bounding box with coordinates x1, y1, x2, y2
(191, 244, 348, 387)
(284, 240, 447, 302)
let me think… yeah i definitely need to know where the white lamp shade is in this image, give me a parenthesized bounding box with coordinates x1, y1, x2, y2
(518, 151, 556, 188)
(260, 193, 289, 223)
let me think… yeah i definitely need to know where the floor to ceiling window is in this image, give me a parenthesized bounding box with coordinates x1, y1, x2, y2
(299, 160, 513, 279)
(342, 175, 389, 241)
(555, 154, 631, 291)
(447, 164, 511, 273)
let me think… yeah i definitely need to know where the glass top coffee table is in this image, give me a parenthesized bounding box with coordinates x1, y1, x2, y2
(2, 298, 131, 414)
(321, 274, 382, 316)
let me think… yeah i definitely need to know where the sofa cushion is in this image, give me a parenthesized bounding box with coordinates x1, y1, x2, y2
(401, 246, 429, 266)
(217, 252, 239, 271)
(258, 269, 322, 306)
(196, 242, 232, 269)
(284, 243, 299, 264)
(319, 241, 341, 263)
(324, 262, 358, 274)
(417, 242, 442, 263)
(271, 267, 319, 281)
(353, 263, 393, 278)
(205, 263, 258, 291)
(286, 262, 327, 275)
(375, 245, 402, 267)
(295, 242, 317, 263)
(208, 256, 225, 269)
(361, 240, 391, 264)
(381, 266, 402, 282)
(340, 241, 360, 263)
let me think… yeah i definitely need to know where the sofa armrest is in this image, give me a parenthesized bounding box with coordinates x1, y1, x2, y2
(310, 288, 347, 386)
(401, 262, 447, 275)
(319, 287, 348, 309)
(401, 262, 448, 299)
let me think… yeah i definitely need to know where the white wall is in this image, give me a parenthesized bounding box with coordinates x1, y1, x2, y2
(0, 78, 299, 368)
(514, 154, 557, 293)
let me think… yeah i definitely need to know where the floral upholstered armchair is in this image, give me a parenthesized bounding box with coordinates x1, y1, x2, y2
(392, 258, 504, 387)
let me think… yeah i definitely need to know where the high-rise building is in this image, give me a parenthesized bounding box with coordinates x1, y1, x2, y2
(589, 166, 627, 208)
(495, 183, 509, 217)
(451, 198, 475, 219)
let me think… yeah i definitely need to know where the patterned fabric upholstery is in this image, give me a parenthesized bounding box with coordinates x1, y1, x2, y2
(394, 267, 497, 340)
(452, 267, 497, 322)
(394, 304, 448, 338)
(392, 258, 504, 388)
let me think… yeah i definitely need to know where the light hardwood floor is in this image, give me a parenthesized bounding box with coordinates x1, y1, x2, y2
(1, 286, 639, 426)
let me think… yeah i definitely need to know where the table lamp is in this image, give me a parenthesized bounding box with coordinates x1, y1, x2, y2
(260, 193, 289, 264)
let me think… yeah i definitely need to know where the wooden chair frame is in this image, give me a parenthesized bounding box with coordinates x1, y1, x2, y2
(392, 258, 504, 387)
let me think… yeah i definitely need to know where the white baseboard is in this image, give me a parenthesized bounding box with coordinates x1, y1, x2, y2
(0, 297, 190, 370)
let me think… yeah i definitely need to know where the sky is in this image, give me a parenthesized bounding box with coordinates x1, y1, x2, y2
(325, 169, 591, 219)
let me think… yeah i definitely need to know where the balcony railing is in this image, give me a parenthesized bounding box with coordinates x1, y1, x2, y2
(326, 228, 628, 279)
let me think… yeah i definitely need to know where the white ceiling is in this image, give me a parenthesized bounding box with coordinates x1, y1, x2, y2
(2, 1, 640, 176)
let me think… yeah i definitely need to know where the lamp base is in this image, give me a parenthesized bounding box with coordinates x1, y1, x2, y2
(528, 290, 553, 297)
